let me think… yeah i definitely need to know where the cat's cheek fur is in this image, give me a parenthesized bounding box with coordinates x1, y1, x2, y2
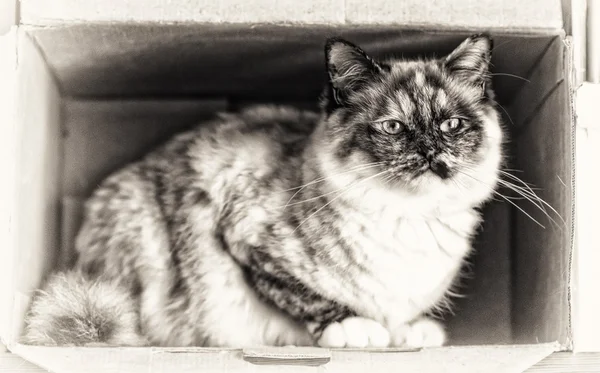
(452, 107, 503, 206)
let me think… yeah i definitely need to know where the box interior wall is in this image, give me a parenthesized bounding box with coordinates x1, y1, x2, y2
(1, 24, 573, 349)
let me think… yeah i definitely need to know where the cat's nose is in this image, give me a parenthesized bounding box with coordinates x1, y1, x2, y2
(422, 150, 435, 163)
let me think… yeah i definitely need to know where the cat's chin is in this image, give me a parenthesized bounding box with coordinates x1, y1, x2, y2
(411, 174, 448, 194)
(382, 171, 448, 196)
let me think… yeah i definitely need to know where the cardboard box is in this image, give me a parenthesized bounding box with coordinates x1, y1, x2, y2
(0, 0, 576, 371)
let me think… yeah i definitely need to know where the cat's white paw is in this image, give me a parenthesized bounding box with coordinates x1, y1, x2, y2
(390, 318, 446, 348)
(317, 317, 390, 348)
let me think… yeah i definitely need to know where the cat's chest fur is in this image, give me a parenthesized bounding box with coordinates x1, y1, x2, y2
(318, 187, 480, 328)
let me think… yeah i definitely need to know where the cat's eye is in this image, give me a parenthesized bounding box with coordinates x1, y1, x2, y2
(381, 120, 404, 135)
(440, 118, 463, 133)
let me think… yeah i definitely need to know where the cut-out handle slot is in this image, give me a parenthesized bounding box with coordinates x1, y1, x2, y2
(242, 347, 331, 366)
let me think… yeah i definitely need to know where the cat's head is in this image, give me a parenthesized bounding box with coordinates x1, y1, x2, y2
(318, 34, 503, 206)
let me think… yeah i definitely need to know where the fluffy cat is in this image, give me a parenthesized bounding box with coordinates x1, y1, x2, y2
(22, 34, 503, 348)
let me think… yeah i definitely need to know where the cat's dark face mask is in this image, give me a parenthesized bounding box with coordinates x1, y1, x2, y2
(320, 35, 503, 193)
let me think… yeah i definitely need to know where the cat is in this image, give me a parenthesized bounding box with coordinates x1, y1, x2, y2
(22, 34, 503, 348)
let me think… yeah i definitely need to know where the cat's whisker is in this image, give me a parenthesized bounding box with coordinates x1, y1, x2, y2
(492, 169, 566, 227)
(501, 168, 524, 173)
(456, 170, 546, 229)
(495, 179, 565, 229)
(282, 166, 385, 194)
(491, 38, 517, 52)
(497, 180, 546, 207)
(381, 173, 398, 188)
(453, 176, 506, 203)
(497, 169, 540, 189)
(450, 178, 469, 199)
(488, 189, 546, 228)
(380, 176, 391, 188)
(496, 179, 553, 218)
(463, 165, 560, 223)
(466, 166, 566, 221)
(279, 193, 334, 209)
(489, 72, 531, 83)
(280, 163, 385, 209)
(279, 186, 348, 209)
(488, 97, 515, 127)
(290, 169, 392, 235)
(500, 178, 541, 191)
(280, 162, 385, 193)
(279, 162, 384, 210)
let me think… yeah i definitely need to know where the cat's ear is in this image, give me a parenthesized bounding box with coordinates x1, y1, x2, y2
(325, 37, 385, 105)
(444, 34, 493, 85)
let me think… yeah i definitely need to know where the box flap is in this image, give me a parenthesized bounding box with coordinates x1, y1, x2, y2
(12, 344, 560, 373)
(20, 0, 563, 32)
(572, 83, 600, 352)
(0, 27, 63, 348)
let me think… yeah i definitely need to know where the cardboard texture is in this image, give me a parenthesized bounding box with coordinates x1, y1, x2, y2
(19, 0, 563, 31)
(510, 37, 573, 345)
(0, 0, 579, 369)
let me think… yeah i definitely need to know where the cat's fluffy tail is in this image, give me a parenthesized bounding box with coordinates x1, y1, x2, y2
(21, 271, 147, 346)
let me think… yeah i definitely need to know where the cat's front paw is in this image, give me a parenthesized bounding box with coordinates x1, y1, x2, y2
(317, 317, 390, 348)
(390, 317, 446, 348)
